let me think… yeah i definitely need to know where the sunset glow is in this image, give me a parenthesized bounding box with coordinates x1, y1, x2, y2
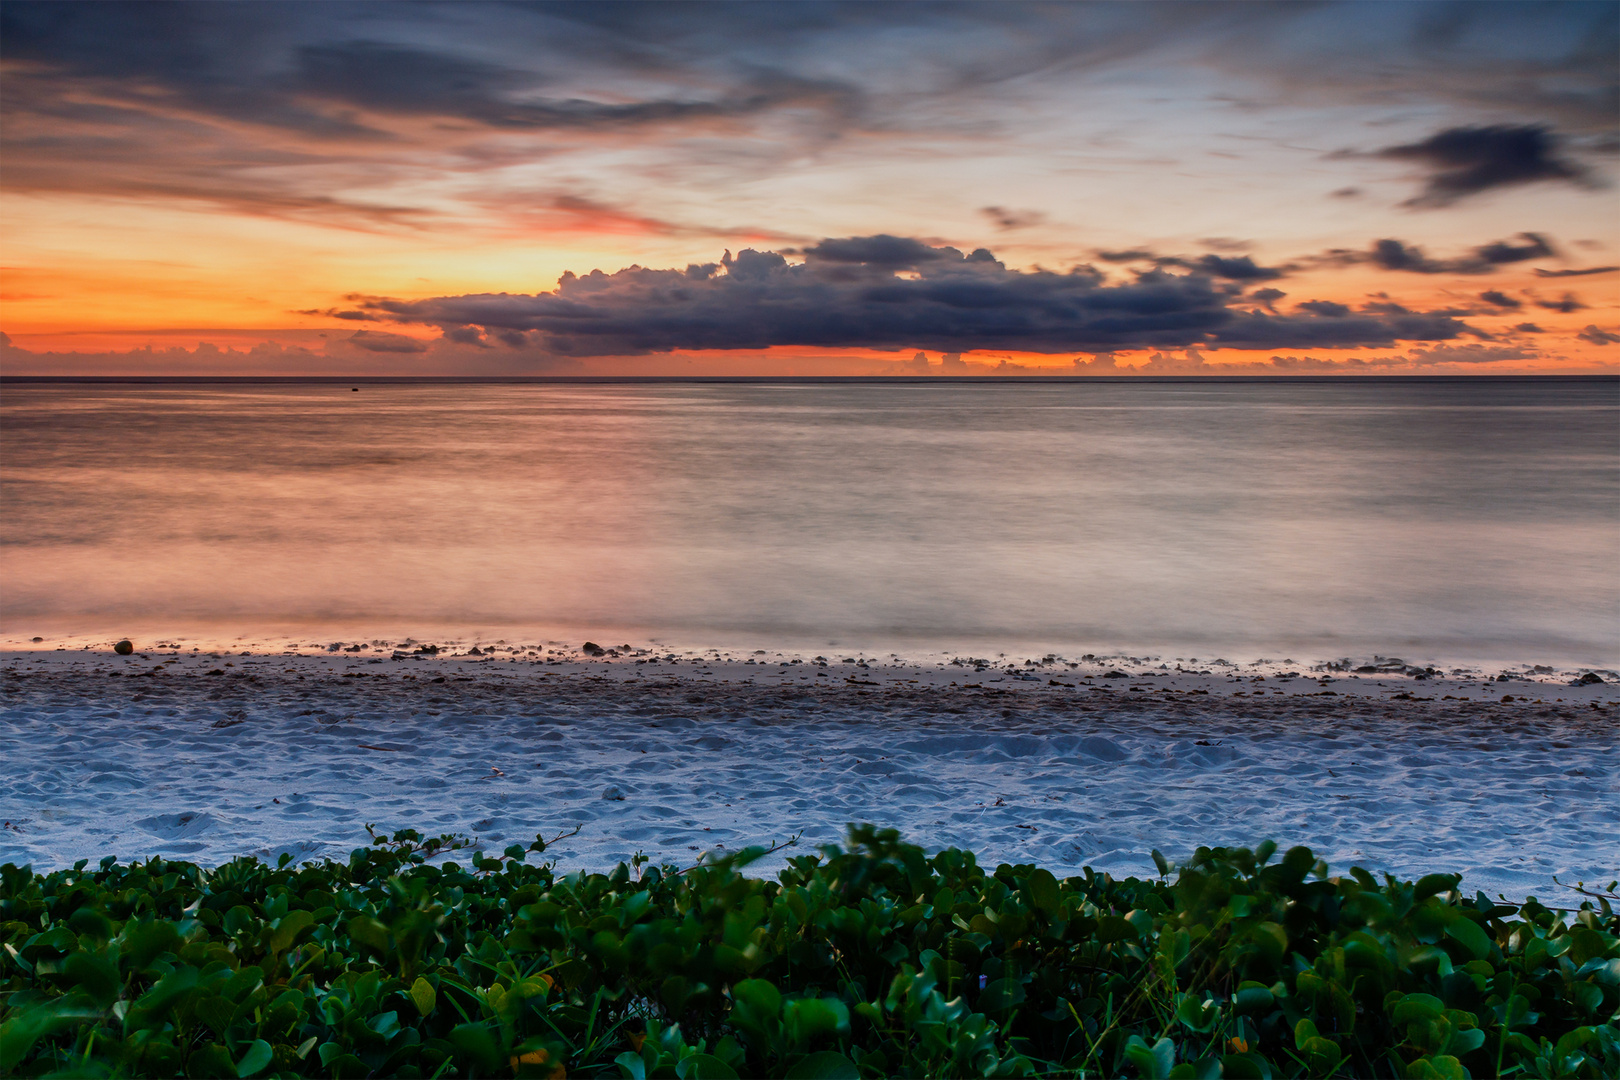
(1, 2, 1615, 374)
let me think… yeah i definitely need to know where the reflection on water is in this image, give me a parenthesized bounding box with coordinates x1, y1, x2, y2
(2, 378, 1616, 663)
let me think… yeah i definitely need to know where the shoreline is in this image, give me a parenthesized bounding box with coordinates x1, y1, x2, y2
(3, 648, 1615, 900)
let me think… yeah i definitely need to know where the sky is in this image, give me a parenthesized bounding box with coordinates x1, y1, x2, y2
(1, 0, 1617, 376)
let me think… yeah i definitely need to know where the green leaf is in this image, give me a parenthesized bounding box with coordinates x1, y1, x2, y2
(450, 1023, 504, 1075)
(63, 951, 121, 1007)
(1023, 868, 1060, 914)
(411, 976, 437, 1017)
(1444, 916, 1492, 961)
(1123, 1035, 1176, 1080)
(188, 1044, 237, 1078)
(127, 965, 200, 1025)
(732, 978, 782, 1018)
(0, 1000, 105, 1073)
(347, 915, 391, 955)
(120, 919, 181, 971)
(236, 1039, 273, 1078)
(1176, 993, 1220, 1033)
(784, 997, 850, 1045)
(678, 1052, 743, 1079)
(1233, 982, 1274, 1015)
(1152, 849, 1171, 878)
(1391, 993, 1445, 1025)
(195, 995, 238, 1038)
(616, 1050, 648, 1080)
(979, 978, 1027, 1013)
(1414, 873, 1461, 899)
(267, 909, 315, 955)
(1095, 915, 1138, 944)
(784, 1050, 861, 1079)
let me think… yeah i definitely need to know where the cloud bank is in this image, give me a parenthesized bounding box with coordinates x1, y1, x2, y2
(350, 237, 1479, 356)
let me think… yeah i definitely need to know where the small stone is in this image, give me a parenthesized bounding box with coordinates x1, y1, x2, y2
(601, 785, 626, 801)
(1102, 670, 1129, 679)
(1576, 672, 1604, 686)
(113, 640, 134, 655)
(582, 642, 606, 656)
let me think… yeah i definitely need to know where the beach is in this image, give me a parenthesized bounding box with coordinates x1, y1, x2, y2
(3, 643, 1614, 900)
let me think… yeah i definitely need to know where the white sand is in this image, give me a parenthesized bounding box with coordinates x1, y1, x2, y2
(2, 646, 1615, 901)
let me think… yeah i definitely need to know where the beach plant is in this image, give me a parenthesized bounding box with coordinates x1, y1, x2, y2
(2, 826, 1616, 1078)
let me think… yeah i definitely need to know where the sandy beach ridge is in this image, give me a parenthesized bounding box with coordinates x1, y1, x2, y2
(3, 642, 1614, 902)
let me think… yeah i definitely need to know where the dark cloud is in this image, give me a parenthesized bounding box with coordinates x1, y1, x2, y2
(345, 330, 427, 353)
(0, 4, 863, 140)
(1378, 126, 1592, 207)
(296, 307, 380, 321)
(1513, 323, 1544, 333)
(1090, 248, 1285, 280)
(1250, 288, 1286, 312)
(1185, 254, 1284, 281)
(1297, 300, 1351, 318)
(1402, 343, 1538, 365)
(1578, 325, 1620, 344)
(981, 207, 1047, 230)
(1093, 250, 1157, 264)
(1472, 233, 1557, 264)
(1336, 232, 1558, 275)
(1534, 293, 1587, 313)
(359, 236, 1475, 356)
(1534, 265, 1619, 277)
(1478, 291, 1522, 309)
(803, 235, 964, 269)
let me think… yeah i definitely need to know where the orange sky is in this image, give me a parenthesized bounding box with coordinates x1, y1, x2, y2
(1, 2, 1615, 375)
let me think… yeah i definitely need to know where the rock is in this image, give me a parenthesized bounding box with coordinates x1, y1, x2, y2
(113, 640, 134, 655)
(582, 642, 606, 656)
(467, 647, 483, 655)
(1102, 670, 1129, 679)
(1576, 672, 1604, 685)
(601, 785, 626, 801)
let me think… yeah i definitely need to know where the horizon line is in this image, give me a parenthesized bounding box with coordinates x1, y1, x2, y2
(2, 374, 1616, 385)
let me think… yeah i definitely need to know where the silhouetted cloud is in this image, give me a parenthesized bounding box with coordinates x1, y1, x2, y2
(1577, 325, 1620, 344)
(1534, 265, 1618, 277)
(1093, 250, 1157, 264)
(1534, 293, 1587, 313)
(1323, 232, 1559, 275)
(1090, 249, 1285, 280)
(981, 206, 1047, 230)
(1478, 291, 1522, 309)
(1403, 343, 1538, 365)
(1250, 288, 1286, 312)
(1297, 300, 1351, 318)
(345, 330, 427, 353)
(1378, 126, 1591, 206)
(358, 236, 1477, 356)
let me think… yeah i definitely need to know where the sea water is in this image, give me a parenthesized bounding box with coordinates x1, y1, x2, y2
(2, 377, 1615, 666)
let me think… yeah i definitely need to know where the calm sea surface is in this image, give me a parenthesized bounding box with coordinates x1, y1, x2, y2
(2, 378, 1615, 665)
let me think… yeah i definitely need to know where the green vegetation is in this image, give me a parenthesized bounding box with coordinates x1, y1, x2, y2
(3, 826, 1616, 1078)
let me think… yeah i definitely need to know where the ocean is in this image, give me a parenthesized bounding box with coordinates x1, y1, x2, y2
(2, 377, 1615, 667)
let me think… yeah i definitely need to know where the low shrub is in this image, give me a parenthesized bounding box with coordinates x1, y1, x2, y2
(2, 825, 1616, 1078)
